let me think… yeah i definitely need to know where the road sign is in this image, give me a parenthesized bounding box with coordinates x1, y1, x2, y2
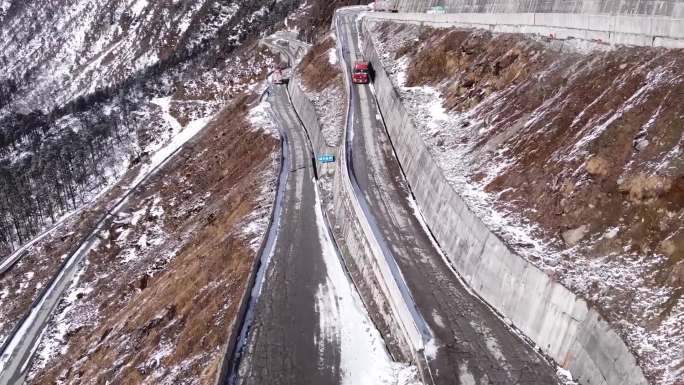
(318, 154, 335, 164)
(427, 5, 446, 14)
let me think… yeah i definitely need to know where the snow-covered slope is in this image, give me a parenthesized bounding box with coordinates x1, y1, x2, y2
(0, 0, 243, 113)
(0, 0, 298, 257)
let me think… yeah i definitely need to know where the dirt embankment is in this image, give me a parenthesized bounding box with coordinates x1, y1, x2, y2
(297, 35, 346, 147)
(371, 21, 683, 384)
(284, 0, 367, 42)
(299, 36, 341, 92)
(25, 93, 279, 385)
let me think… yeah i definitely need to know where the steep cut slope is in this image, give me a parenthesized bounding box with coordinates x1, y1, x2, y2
(284, 0, 367, 42)
(297, 35, 345, 147)
(25, 93, 279, 385)
(368, 20, 683, 385)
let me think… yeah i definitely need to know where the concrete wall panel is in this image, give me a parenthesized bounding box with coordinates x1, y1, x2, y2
(655, 35, 684, 45)
(675, 2, 684, 17)
(664, 17, 684, 36)
(587, 14, 614, 30)
(397, 0, 684, 16)
(613, 15, 654, 34)
(535, 12, 590, 29)
(374, 1, 684, 48)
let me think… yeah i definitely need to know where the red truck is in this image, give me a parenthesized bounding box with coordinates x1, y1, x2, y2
(351, 60, 372, 84)
(273, 68, 287, 85)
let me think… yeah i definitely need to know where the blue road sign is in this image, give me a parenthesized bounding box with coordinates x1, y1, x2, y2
(318, 154, 335, 164)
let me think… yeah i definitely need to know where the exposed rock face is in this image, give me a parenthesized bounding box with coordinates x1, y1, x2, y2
(585, 155, 610, 177)
(619, 173, 673, 202)
(297, 35, 346, 147)
(562, 225, 590, 247)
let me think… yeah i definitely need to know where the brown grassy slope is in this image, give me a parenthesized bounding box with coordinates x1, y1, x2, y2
(296, 35, 346, 148)
(298, 36, 341, 92)
(391, 22, 683, 294)
(287, 0, 367, 42)
(27, 93, 278, 385)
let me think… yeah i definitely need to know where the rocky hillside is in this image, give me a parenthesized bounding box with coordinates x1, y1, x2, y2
(368, 20, 683, 385)
(0, 0, 278, 113)
(0, 0, 299, 257)
(297, 35, 345, 147)
(25, 94, 279, 385)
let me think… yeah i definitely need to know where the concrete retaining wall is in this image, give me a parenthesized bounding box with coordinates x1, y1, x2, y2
(361, 21, 649, 385)
(366, 11, 684, 48)
(373, 0, 684, 48)
(328, 158, 417, 361)
(286, 76, 335, 176)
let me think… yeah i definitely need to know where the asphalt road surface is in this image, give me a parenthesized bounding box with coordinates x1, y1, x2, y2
(234, 84, 341, 385)
(337, 10, 562, 385)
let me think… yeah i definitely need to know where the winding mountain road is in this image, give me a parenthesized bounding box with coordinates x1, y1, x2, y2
(0, 106, 213, 385)
(231, 37, 412, 385)
(231, 80, 342, 385)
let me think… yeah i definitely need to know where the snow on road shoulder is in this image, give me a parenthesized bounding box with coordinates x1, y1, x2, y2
(313, 185, 419, 385)
(239, 96, 280, 253)
(247, 97, 279, 138)
(328, 47, 339, 65)
(31, 264, 95, 372)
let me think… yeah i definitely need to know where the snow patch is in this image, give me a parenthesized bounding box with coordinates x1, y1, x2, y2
(247, 97, 279, 138)
(603, 227, 620, 239)
(328, 47, 339, 65)
(134, 97, 214, 186)
(313, 185, 419, 385)
(423, 337, 439, 360)
(130, 0, 148, 16)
